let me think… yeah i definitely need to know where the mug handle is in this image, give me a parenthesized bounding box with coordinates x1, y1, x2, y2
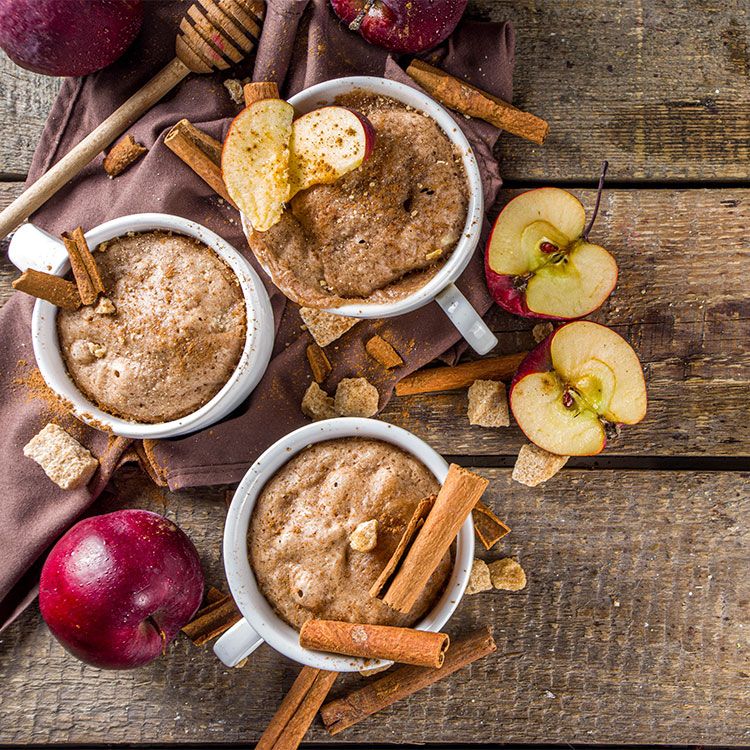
(435, 283, 498, 355)
(8, 223, 70, 273)
(213, 617, 265, 667)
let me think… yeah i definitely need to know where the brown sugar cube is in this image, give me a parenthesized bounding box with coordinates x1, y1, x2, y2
(23, 423, 99, 490)
(306, 343, 332, 383)
(467, 379, 509, 427)
(488, 558, 527, 591)
(532, 322, 554, 343)
(465, 558, 492, 595)
(366, 335, 403, 369)
(349, 519, 378, 552)
(512, 443, 569, 487)
(103, 134, 147, 177)
(299, 307, 360, 347)
(334, 378, 379, 417)
(301, 383, 337, 421)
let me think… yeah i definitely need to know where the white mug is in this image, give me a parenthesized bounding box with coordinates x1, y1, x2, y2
(214, 417, 475, 672)
(8, 213, 275, 440)
(241, 76, 499, 356)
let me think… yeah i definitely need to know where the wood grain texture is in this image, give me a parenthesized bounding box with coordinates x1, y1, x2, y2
(0, 468, 746, 745)
(0, 182, 23, 305)
(2, 2, 750, 181)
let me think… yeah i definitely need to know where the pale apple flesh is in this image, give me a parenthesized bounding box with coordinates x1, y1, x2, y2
(510, 321, 647, 456)
(289, 106, 375, 196)
(222, 98, 294, 232)
(485, 187, 618, 320)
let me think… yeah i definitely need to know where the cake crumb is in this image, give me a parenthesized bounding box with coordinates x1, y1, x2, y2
(465, 558, 492, 595)
(23, 423, 99, 490)
(334, 378, 379, 417)
(299, 307, 359, 347)
(94, 297, 116, 315)
(488, 558, 527, 591)
(87, 342, 107, 359)
(301, 382, 336, 421)
(467, 380, 509, 427)
(349, 519, 378, 552)
(532, 322, 554, 343)
(223, 78, 245, 105)
(512, 443, 569, 486)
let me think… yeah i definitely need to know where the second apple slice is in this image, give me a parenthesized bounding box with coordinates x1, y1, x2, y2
(222, 98, 295, 232)
(289, 106, 375, 197)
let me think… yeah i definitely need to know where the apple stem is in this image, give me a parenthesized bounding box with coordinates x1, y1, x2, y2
(582, 160, 609, 241)
(349, 0, 374, 31)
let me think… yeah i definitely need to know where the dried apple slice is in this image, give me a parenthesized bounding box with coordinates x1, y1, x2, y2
(289, 106, 375, 196)
(222, 98, 294, 232)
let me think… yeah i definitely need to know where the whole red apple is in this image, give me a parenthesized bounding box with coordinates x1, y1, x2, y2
(0, 0, 143, 77)
(330, 0, 467, 53)
(39, 509, 204, 669)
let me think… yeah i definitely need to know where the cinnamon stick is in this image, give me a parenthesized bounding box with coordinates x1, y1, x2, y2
(381, 465, 489, 614)
(395, 351, 527, 396)
(256, 666, 338, 750)
(369, 495, 434, 600)
(244, 81, 280, 106)
(321, 627, 496, 735)
(103, 134, 148, 177)
(181, 592, 242, 646)
(164, 119, 236, 207)
(473, 499, 511, 550)
(61, 226, 105, 305)
(406, 59, 549, 145)
(306, 343, 331, 383)
(12, 268, 82, 310)
(299, 620, 449, 668)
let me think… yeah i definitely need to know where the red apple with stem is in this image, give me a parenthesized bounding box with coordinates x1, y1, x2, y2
(330, 0, 467, 53)
(485, 162, 618, 320)
(39, 509, 204, 669)
(510, 321, 647, 456)
(0, 0, 143, 77)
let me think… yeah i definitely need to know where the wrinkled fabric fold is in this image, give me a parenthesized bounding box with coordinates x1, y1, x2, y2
(0, 0, 513, 629)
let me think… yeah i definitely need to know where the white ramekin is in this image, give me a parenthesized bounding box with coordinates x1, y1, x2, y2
(241, 76, 498, 355)
(214, 417, 474, 672)
(8, 214, 274, 440)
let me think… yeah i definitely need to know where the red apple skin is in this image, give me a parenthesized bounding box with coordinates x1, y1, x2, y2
(0, 0, 143, 77)
(39, 509, 204, 670)
(347, 108, 376, 161)
(330, 0, 467, 53)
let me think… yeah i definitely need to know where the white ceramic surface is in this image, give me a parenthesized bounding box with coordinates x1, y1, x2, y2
(214, 418, 475, 672)
(8, 214, 274, 439)
(241, 76, 498, 355)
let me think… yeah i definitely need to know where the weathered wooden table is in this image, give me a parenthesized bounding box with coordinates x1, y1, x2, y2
(1, 1, 748, 746)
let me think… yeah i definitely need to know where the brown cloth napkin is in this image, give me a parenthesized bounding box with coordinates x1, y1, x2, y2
(0, 0, 514, 630)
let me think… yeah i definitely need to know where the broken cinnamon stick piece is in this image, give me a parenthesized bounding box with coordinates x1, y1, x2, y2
(406, 60, 549, 144)
(366, 334, 403, 369)
(164, 119, 236, 207)
(369, 495, 434, 600)
(256, 666, 338, 750)
(395, 351, 528, 396)
(306, 343, 331, 383)
(472, 499, 511, 550)
(244, 81, 280, 106)
(205, 586, 226, 606)
(299, 620, 449, 668)
(380, 465, 489, 614)
(181, 592, 242, 646)
(321, 627, 496, 735)
(12, 269, 82, 310)
(103, 134, 148, 177)
(61, 227, 105, 305)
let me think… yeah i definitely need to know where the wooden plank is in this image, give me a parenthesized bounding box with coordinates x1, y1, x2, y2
(0, 183, 24, 305)
(0, 468, 746, 745)
(2, 186, 748, 457)
(0, 53, 61, 176)
(1, 2, 749, 182)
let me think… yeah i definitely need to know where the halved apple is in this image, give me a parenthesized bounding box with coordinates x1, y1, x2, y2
(222, 98, 294, 232)
(289, 106, 375, 196)
(510, 321, 647, 456)
(485, 188, 618, 319)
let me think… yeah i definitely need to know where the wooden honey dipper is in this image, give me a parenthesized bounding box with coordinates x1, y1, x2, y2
(0, 0, 265, 240)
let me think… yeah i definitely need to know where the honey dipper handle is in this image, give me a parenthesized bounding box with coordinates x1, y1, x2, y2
(0, 57, 190, 241)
